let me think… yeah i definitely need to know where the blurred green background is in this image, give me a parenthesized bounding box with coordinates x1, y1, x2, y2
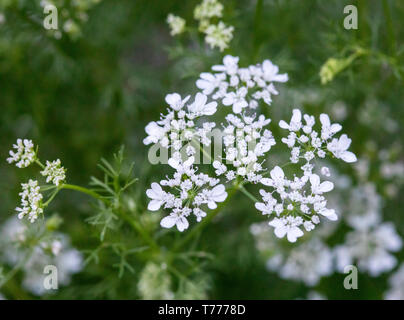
(0, 0, 403, 299)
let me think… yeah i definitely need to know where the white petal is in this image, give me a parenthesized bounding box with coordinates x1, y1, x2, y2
(319, 181, 334, 193)
(279, 120, 289, 129)
(160, 216, 176, 229)
(319, 113, 330, 127)
(341, 151, 357, 163)
(148, 200, 162, 211)
(176, 217, 189, 232)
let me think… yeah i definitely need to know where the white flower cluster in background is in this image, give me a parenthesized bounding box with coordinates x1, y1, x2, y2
(16, 180, 44, 223)
(267, 238, 333, 286)
(145, 55, 357, 239)
(166, 0, 234, 51)
(41, 159, 66, 186)
(7, 139, 67, 222)
(385, 264, 404, 299)
(7, 139, 36, 168)
(335, 220, 402, 276)
(250, 222, 334, 286)
(0, 218, 83, 296)
(166, 14, 186, 36)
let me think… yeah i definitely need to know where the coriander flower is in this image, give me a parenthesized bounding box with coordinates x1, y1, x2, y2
(146, 156, 227, 232)
(166, 14, 186, 36)
(256, 166, 337, 241)
(15, 180, 44, 223)
(40, 159, 66, 186)
(204, 21, 234, 52)
(7, 139, 36, 168)
(334, 222, 402, 276)
(194, 0, 223, 21)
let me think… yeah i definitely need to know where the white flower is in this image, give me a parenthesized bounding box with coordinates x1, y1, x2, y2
(321, 166, 331, 177)
(40, 159, 66, 186)
(146, 182, 167, 211)
(309, 174, 334, 194)
(15, 180, 43, 223)
(143, 122, 166, 145)
(262, 59, 288, 83)
(205, 184, 227, 209)
(7, 139, 36, 168)
(267, 239, 333, 286)
(212, 55, 239, 75)
(187, 93, 217, 116)
(335, 222, 402, 276)
(165, 93, 190, 111)
(327, 134, 357, 163)
(279, 109, 302, 132)
(268, 216, 304, 242)
(160, 208, 190, 232)
(194, 0, 223, 20)
(319, 113, 342, 140)
(222, 87, 248, 113)
(166, 14, 186, 36)
(204, 21, 234, 52)
(196, 72, 226, 95)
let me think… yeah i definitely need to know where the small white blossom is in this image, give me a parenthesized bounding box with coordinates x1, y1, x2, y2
(15, 180, 44, 223)
(7, 139, 36, 168)
(166, 14, 186, 36)
(40, 159, 66, 186)
(204, 21, 234, 52)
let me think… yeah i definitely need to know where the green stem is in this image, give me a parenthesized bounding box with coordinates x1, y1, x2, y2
(118, 210, 160, 252)
(61, 184, 106, 202)
(252, 0, 263, 60)
(239, 185, 259, 202)
(382, 0, 396, 56)
(174, 184, 240, 251)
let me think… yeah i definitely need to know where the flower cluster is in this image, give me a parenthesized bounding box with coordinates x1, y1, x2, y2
(255, 166, 337, 242)
(143, 92, 216, 154)
(15, 180, 44, 223)
(144, 55, 358, 241)
(334, 222, 402, 276)
(0, 217, 83, 296)
(213, 113, 275, 184)
(7, 139, 68, 222)
(250, 108, 357, 241)
(197, 55, 288, 113)
(7, 139, 36, 168)
(146, 156, 227, 232)
(166, 0, 234, 51)
(279, 109, 357, 171)
(167, 14, 186, 36)
(41, 159, 66, 186)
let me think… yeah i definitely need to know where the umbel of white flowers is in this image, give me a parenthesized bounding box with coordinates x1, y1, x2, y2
(144, 55, 357, 241)
(7, 139, 67, 223)
(166, 0, 234, 51)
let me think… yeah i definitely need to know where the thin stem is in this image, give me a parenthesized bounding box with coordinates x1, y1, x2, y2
(382, 0, 396, 56)
(118, 210, 160, 252)
(252, 0, 263, 60)
(61, 184, 106, 202)
(174, 184, 240, 251)
(239, 185, 259, 202)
